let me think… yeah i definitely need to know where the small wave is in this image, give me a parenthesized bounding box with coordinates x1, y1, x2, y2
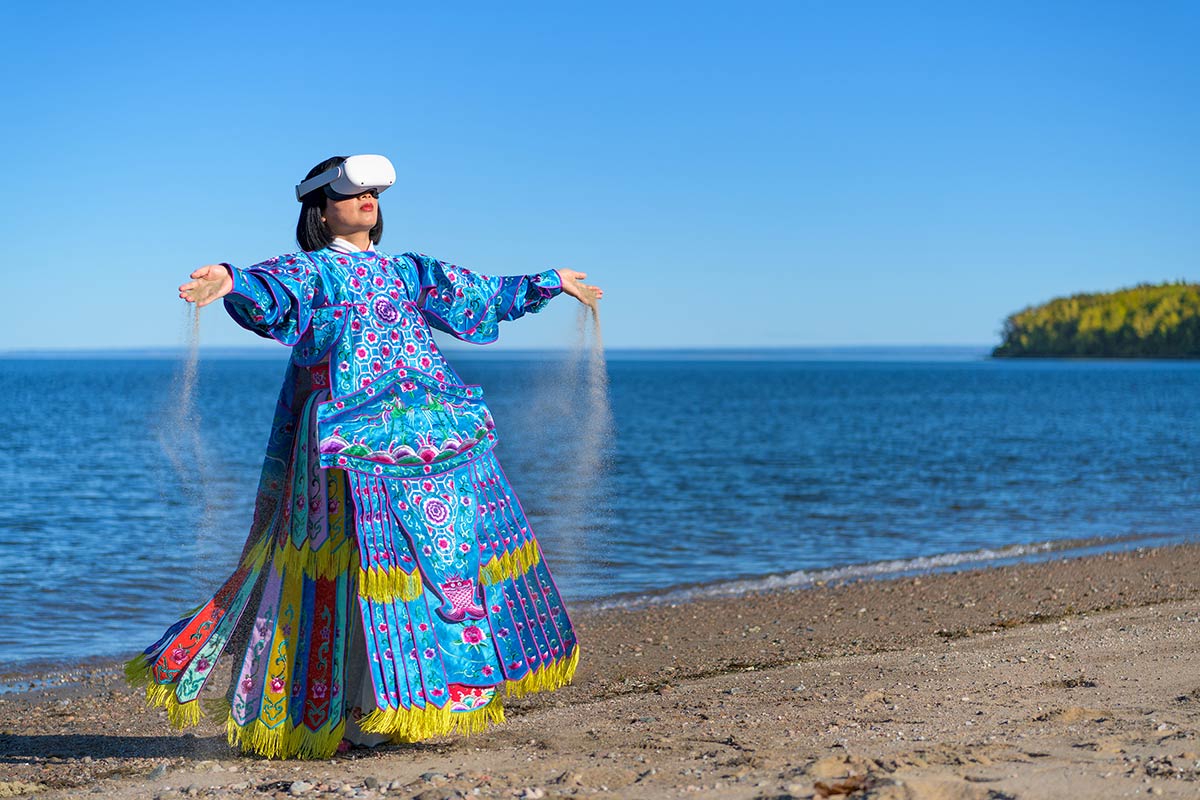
(580, 531, 1194, 612)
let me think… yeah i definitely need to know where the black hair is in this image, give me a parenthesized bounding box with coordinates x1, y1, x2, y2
(295, 155, 385, 252)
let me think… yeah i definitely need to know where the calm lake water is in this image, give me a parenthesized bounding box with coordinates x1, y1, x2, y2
(2, 348, 1199, 670)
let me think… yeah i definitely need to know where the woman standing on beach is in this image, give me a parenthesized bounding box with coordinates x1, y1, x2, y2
(126, 155, 601, 759)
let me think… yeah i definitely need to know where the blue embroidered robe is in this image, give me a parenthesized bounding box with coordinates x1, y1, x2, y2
(127, 247, 579, 758)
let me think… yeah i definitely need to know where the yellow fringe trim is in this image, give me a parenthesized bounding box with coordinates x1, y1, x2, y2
(480, 539, 541, 585)
(505, 645, 580, 699)
(360, 695, 506, 742)
(358, 565, 424, 602)
(127, 657, 226, 730)
(226, 715, 347, 760)
(127, 676, 204, 729)
(271, 536, 355, 581)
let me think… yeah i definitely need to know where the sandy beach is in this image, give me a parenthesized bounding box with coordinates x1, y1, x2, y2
(2, 543, 1199, 799)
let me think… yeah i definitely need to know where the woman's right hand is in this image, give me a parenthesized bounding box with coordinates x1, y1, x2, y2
(180, 264, 233, 307)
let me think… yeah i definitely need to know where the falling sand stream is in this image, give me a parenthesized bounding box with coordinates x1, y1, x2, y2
(516, 300, 615, 559)
(156, 304, 216, 536)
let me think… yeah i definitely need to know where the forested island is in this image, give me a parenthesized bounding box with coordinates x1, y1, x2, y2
(993, 282, 1200, 358)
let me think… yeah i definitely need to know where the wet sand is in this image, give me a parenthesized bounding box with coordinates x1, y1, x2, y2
(3, 543, 1200, 799)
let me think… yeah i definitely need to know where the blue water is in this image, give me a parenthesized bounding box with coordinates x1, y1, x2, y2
(2, 349, 1200, 670)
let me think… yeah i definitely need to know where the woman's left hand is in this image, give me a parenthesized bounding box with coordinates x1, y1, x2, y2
(558, 269, 604, 306)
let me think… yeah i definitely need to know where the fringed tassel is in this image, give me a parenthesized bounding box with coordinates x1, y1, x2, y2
(360, 696, 506, 743)
(505, 645, 580, 698)
(126, 655, 203, 727)
(271, 536, 355, 582)
(357, 565, 423, 602)
(226, 716, 346, 760)
(480, 540, 541, 586)
(128, 657, 232, 730)
(139, 681, 204, 728)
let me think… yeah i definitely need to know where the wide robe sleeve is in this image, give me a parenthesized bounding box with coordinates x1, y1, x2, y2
(407, 252, 562, 344)
(222, 253, 322, 346)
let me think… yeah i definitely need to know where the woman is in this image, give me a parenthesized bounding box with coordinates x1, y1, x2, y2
(126, 155, 602, 759)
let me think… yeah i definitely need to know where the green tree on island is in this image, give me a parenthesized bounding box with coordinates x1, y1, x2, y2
(993, 282, 1200, 358)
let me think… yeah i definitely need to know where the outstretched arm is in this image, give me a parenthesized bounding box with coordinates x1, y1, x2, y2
(178, 255, 322, 346)
(409, 253, 601, 344)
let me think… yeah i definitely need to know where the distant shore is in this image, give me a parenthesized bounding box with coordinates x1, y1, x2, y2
(3, 543, 1199, 799)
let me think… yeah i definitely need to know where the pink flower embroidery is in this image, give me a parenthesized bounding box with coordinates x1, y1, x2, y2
(269, 677, 285, 693)
(462, 625, 484, 645)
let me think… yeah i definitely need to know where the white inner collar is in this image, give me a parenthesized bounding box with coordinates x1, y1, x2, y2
(328, 237, 375, 254)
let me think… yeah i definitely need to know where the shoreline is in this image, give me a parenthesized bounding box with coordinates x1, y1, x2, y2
(3, 530, 1193, 685)
(2, 542, 1199, 798)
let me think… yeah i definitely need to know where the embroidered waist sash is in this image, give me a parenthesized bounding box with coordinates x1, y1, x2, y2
(316, 367, 496, 478)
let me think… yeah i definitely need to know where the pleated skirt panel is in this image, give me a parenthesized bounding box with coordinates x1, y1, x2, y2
(128, 388, 578, 759)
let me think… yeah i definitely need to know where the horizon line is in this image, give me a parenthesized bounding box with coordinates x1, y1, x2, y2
(0, 343, 995, 358)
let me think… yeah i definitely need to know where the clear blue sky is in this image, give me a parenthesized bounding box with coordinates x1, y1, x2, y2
(1, 1, 1197, 351)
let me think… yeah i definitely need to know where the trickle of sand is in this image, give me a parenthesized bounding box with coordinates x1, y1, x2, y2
(572, 301, 614, 489)
(537, 301, 613, 553)
(510, 296, 614, 562)
(156, 305, 213, 526)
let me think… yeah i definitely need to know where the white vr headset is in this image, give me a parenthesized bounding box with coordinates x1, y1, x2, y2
(295, 154, 396, 202)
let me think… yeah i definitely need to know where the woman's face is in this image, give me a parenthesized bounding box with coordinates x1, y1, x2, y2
(323, 191, 378, 237)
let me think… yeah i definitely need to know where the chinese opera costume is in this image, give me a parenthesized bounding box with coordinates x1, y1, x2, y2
(126, 243, 579, 759)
